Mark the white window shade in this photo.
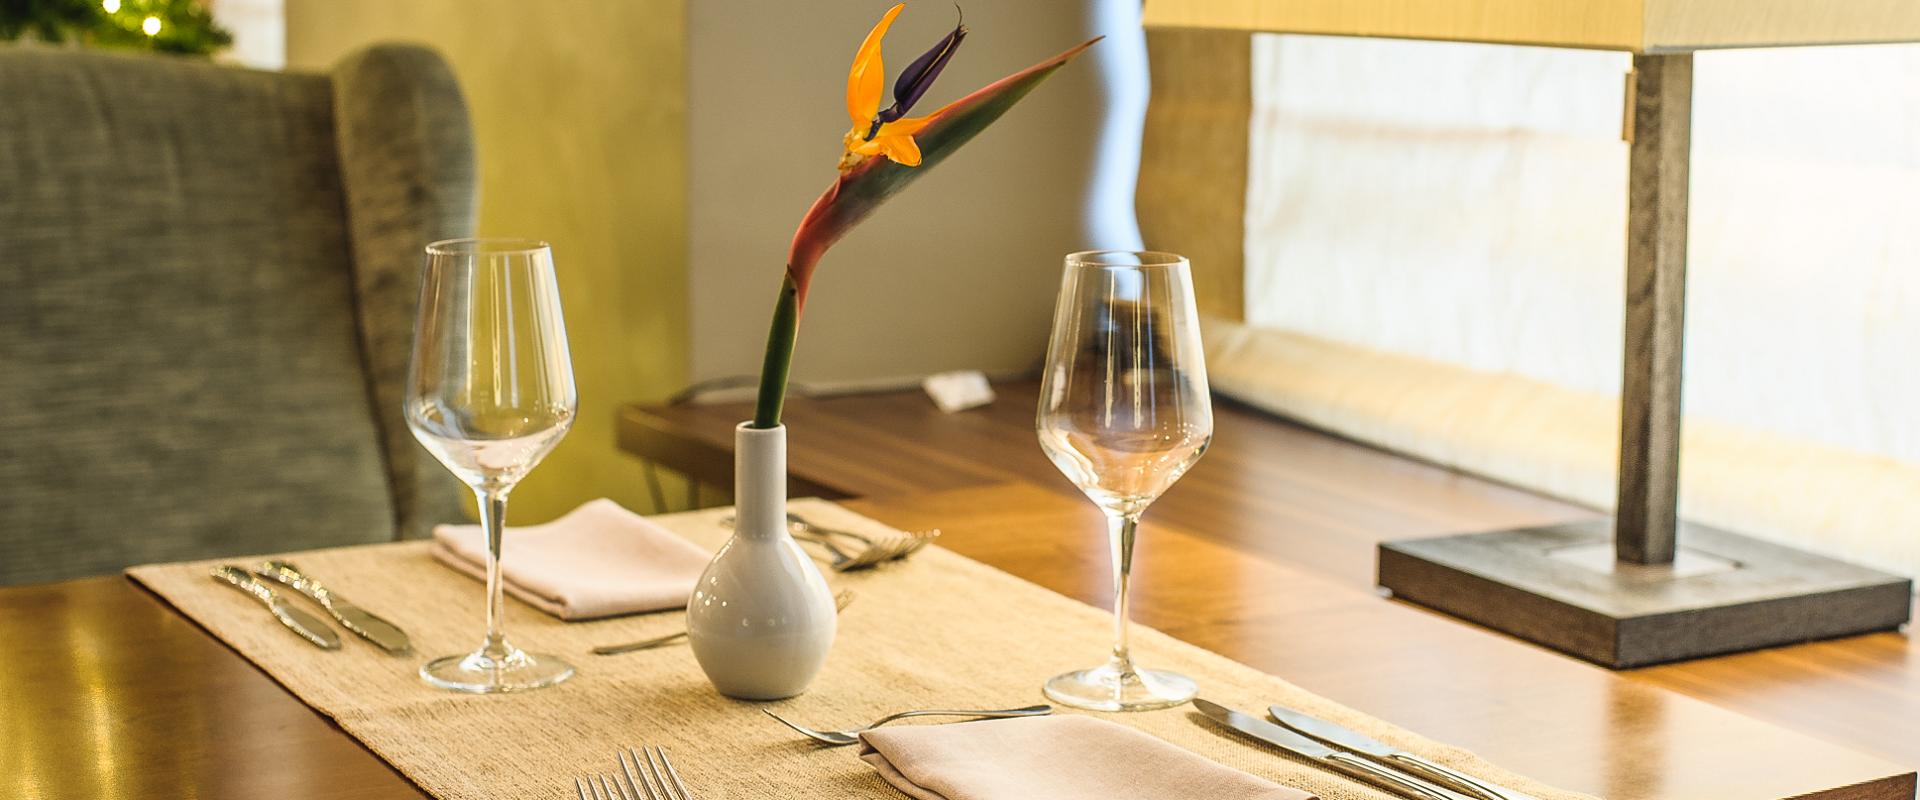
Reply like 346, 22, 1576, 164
1228, 34, 1920, 579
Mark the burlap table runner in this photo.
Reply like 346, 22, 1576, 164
128, 499, 1595, 800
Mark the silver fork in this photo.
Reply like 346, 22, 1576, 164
787, 512, 939, 554
620, 746, 695, 800
785, 514, 939, 571
592, 589, 854, 655
720, 514, 938, 572
573, 746, 694, 800
762, 704, 1052, 746
574, 772, 628, 800
793, 531, 909, 571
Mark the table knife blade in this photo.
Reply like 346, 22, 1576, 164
270, 599, 344, 650
330, 602, 411, 654
1268, 705, 1542, 800
1192, 699, 1475, 800
256, 561, 410, 653
210, 566, 341, 650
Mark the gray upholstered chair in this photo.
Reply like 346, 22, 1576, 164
0, 44, 472, 585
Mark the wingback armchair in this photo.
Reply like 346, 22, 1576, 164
0, 44, 473, 585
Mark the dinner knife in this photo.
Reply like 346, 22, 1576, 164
1192, 699, 1476, 800
255, 560, 411, 653
1269, 705, 1542, 800
210, 566, 341, 650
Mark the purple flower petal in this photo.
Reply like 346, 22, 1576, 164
866, 8, 966, 139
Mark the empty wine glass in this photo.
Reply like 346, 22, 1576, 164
407, 238, 577, 693
1036, 250, 1212, 711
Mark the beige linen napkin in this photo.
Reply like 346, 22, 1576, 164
858, 715, 1316, 800
430, 498, 710, 620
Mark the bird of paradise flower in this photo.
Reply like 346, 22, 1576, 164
752, 3, 1100, 428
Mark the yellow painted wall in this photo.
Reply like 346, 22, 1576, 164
286, 0, 690, 521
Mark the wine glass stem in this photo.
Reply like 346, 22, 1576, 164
1106, 511, 1140, 671
478, 487, 511, 657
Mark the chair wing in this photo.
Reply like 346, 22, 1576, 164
0, 44, 471, 584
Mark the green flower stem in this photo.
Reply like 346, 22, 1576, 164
752, 274, 801, 429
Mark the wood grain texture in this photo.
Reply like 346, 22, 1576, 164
618, 381, 1584, 586
1141, 0, 1645, 51
1141, 0, 1920, 52
1643, 0, 1920, 52
1138, 28, 1251, 321
3, 485, 1911, 800
840, 484, 1914, 800
617, 381, 1920, 769
1615, 53, 1689, 565
1380, 520, 1911, 667
0, 577, 427, 799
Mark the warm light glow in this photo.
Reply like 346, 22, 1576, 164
141, 15, 161, 36
101, 0, 120, 13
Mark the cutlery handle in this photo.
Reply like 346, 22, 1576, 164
210, 566, 276, 606
787, 512, 878, 545
256, 560, 336, 608
791, 532, 856, 570
1326, 752, 1465, 800
888, 705, 1053, 722
1388, 754, 1538, 800
592, 631, 690, 656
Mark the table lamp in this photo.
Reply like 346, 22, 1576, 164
1143, 0, 1916, 667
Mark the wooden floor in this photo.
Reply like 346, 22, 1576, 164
619, 379, 1920, 769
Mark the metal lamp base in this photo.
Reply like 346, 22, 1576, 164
1378, 520, 1912, 668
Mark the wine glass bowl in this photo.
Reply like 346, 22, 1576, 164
406, 238, 578, 693
1036, 250, 1212, 712
1036, 425, 1209, 518
408, 402, 574, 490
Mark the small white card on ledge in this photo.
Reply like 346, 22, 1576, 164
923, 370, 995, 413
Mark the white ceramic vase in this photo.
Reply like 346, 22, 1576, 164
686, 422, 837, 699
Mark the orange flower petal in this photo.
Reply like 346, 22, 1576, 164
847, 133, 922, 166
877, 93, 963, 137
875, 134, 922, 166
846, 3, 904, 128
880, 113, 935, 136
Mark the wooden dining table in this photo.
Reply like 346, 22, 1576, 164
618, 382, 1920, 752
619, 380, 1920, 797
3, 383, 1915, 799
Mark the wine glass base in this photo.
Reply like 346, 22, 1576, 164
421, 647, 574, 694
1044, 662, 1197, 712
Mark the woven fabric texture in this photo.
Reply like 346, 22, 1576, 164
0, 45, 470, 584
128, 499, 1594, 800
330, 44, 474, 541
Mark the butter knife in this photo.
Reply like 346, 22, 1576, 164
1193, 699, 1476, 800
1269, 705, 1542, 800
254, 560, 411, 654
210, 566, 341, 650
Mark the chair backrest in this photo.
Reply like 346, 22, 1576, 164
0, 44, 473, 585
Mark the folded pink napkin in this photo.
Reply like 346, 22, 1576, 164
430, 499, 711, 621
858, 715, 1315, 800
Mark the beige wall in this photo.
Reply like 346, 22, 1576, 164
287, 0, 690, 521
287, 2, 1115, 518
687, 1, 1108, 389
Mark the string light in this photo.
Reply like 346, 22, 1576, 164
142, 15, 161, 36
101, 0, 120, 13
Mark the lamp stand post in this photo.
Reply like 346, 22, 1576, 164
1377, 54, 1912, 668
